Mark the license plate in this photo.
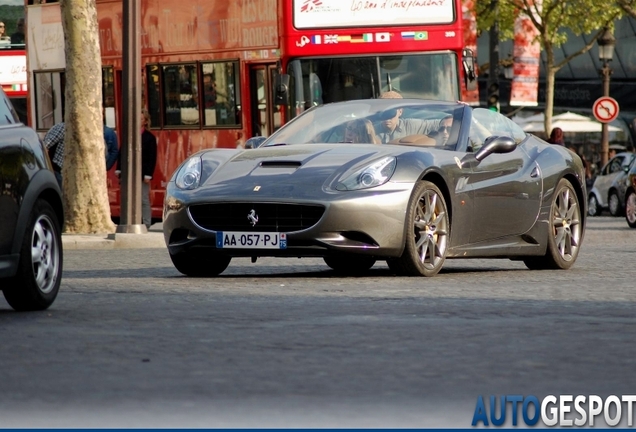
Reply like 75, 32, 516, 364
216, 231, 287, 249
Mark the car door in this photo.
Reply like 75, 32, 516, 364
0, 92, 23, 256
617, 154, 636, 205
464, 109, 542, 244
595, 155, 626, 206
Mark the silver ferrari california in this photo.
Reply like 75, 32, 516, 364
163, 99, 587, 277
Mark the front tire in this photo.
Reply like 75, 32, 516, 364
3, 200, 63, 311
388, 181, 449, 277
170, 250, 231, 277
524, 179, 582, 270
323, 256, 376, 274
608, 191, 621, 216
587, 194, 600, 217
625, 190, 636, 228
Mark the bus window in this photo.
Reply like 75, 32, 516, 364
34, 68, 115, 132
288, 57, 376, 112
33, 71, 65, 131
380, 53, 458, 101
146, 65, 161, 129
102, 67, 116, 128
201, 61, 240, 127
162, 64, 199, 127
287, 53, 459, 119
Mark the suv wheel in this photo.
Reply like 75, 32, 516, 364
2, 200, 63, 311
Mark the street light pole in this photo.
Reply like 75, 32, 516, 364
597, 26, 616, 168
600, 61, 612, 167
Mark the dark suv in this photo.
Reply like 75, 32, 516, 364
0, 88, 64, 311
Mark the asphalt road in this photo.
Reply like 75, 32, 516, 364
0, 216, 635, 428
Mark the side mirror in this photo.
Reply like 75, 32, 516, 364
475, 136, 517, 161
462, 48, 478, 92
274, 74, 290, 107
245, 136, 267, 149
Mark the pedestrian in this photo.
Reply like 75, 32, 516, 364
103, 108, 119, 171
566, 144, 594, 188
140, 108, 158, 229
547, 127, 565, 145
43, 121, 65, 188
43, 116, 122, 189
10, 18, 25, 45
115, 108, 158, 229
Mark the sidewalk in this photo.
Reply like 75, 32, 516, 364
62, 223, 166, 250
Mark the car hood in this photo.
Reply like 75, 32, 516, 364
195, 144, 408, 200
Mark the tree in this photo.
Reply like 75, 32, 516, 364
60, 0, 115, 234
477, 0, 623, 135
617, 0, 636, 18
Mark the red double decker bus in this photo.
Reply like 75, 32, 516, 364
26, 0, 477, 222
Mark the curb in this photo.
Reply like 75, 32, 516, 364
62, 232, 165, 250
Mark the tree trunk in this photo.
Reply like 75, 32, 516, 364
60, 0, 115, 234
543, 43, 555, 138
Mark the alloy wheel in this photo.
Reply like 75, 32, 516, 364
551, 185, 582, 263
414, 189, 448, 270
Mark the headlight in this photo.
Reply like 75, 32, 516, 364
175, 156, 202, 190
337, 156, 397, 191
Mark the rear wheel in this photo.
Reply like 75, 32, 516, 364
524, 179, 582, 270
626, 190, 636, 228
3, 200, 62, 311
388, 181, 449, 277
608, 191, 621, 216
587, 194, 600, 216
323, 256, 376, 274
170, 250, 231, 277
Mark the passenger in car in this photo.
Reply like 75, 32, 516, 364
428, 115, 453, 146
343, 119, 380, 144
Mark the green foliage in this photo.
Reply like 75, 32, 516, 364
477, 0, 623, 47
0, 5, 25, 36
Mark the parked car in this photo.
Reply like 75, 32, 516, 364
163, 99, 587, 277
0, 88, 64, 311
624, 158, 636, 228
588, 152, 635, 216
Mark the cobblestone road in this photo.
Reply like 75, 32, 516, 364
0, 217, 634, 427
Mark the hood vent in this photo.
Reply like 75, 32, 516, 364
260, 161, 302, 168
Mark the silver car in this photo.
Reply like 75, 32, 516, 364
163, 99, 586, 277
588, 152, 635, 216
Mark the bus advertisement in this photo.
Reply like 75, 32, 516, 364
25, 0, 477, 223
0, 46, 28, 123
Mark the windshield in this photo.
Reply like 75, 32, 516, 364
287, 53, 459, 115
263, 100, 465, 151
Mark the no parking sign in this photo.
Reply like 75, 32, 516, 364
593, 96, 620, 123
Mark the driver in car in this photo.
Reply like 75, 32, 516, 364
376, 91, 441, 144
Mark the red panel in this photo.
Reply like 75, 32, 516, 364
280, 0, 464, 58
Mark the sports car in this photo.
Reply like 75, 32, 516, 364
163, 99, 587, 277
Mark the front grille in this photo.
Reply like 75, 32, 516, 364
189, 203, 325, 232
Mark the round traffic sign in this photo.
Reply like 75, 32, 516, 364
593, 96, 620, 123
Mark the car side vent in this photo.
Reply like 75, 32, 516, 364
260, 161, 302, 168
